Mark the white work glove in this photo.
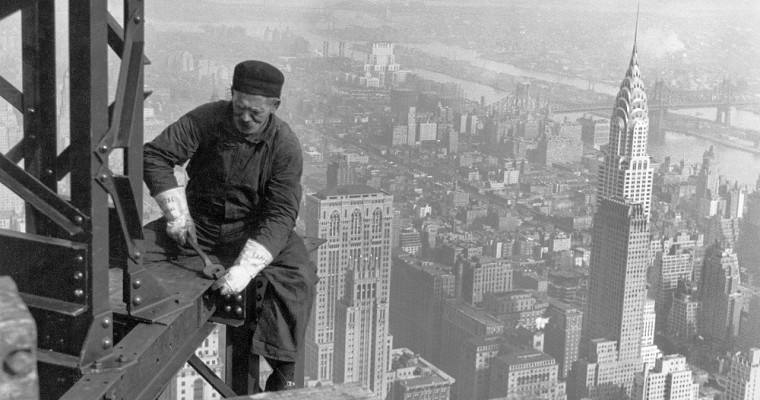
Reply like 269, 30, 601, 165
214, 239, 273, 295
154, 186, 195, 245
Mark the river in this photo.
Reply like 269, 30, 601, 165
148, 20, 760, 187
398, 42, 760, 187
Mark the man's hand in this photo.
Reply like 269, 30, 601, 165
154, 186, 195, 245
166, 213, 196, 245
213, 239, 273, 295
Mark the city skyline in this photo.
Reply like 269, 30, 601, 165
1, 2, 759, 399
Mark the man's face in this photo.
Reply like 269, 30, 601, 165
231, 90, 279, 135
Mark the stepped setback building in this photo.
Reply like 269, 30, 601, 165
571, 16, 657, 400
303, 186, 394, 398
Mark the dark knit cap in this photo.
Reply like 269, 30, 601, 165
232, 60, 284, 98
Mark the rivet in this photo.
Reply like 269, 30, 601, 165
235, 294, 243, 302
99, 145, 108, 153
28, 134, 36, 140
74, 271, 84, 280
45, 168, 54, 176
234, 306, 242, 315
133, 250, 142, 258
74, 289, 84, 297
224, 294, 232, 301
132, 279, 142, 289
132, 296, 142, 306
102, 338, 112, 349
101, 318, 111, 328
27, 107, 35, 113
4, 350, 34, 376
134, 15, 142, 23
73, 216, 83, 225
99, 173, 108, 181
224, 305, 232, 313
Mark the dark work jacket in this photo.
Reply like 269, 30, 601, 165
143, 100, 316, 362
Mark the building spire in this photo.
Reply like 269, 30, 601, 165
631, 4, 640, 66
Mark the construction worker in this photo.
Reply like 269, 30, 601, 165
143, 60, 316, 392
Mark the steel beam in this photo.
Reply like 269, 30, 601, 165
188, 354, 237, 398
67, 0, 115, 371
21, 0, 58, 236
0, 152, 86, 235
0, 0, 31, 20
0, 75, 24, 111
106, 11, 151, 66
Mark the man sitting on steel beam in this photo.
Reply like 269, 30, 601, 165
142, 60, 317, 392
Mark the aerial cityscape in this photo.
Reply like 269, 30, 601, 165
1, 0, 759, 399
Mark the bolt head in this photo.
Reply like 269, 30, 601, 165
27, 107, 35, 113
132, 296, 142, 306
132, 279, 142, 289
4, 350, 34, 376
234, 306, 243, 315
99, 145, 108, 153
101, 318, 111, 328
45, 168, 54, 176
74, 289, 84, 298
74, 271, 84, 280
102, 338, 112, 349
73, 216, 83, 225
224, 305, 232, 313
235, 294, 243, 302
133, 250, 142, 259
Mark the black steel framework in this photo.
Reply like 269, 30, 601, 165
0, 1, 320, 399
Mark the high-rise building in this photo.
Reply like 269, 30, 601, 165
631, 355, 698, 400
303, 186, 394, 397
387, 348, 455, 400
545, 299, 583, 379
572, 21, 654, 399
695, 147, 720, 218
705, 215, 740, 248
407, 107, 417, 145
390, 88, 419, 125
738, 190, 760, 281
363, 42, 403, 87
724, 348, 760, 400
389, 254, 455, 365
651, 234, 694, 330
418, 121, 437, 143
439, 299, 504, 400
326, 154, 359, 189
738, 291, 760, 349
667, 280, 701, 342
582, 198, 650, 363
641, 298, 662, 371
699, 244, 742, 341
